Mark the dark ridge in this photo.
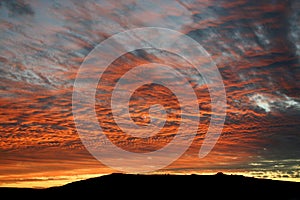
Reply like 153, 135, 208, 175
0, 173, 299, 199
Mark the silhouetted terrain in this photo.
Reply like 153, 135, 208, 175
1, 173, 299, 199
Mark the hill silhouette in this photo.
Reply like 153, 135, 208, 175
0, 173, 299, 199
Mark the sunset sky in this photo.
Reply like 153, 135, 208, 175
0, 0, 300, 188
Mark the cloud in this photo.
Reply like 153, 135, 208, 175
1, 0, 34, 16
249, 93, 300, 113
288, 0, 300, 60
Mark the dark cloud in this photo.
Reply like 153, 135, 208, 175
1, 0, 34, 16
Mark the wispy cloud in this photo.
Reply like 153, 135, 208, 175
249, 93, 300, 112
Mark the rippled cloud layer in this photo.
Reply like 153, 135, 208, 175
0, 0, 299, 187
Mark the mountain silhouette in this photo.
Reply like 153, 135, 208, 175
1, 173, 299, 199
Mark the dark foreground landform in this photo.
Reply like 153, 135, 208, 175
1, 173, 299, 199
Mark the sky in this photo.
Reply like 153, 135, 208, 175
0, 0, 300, 188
